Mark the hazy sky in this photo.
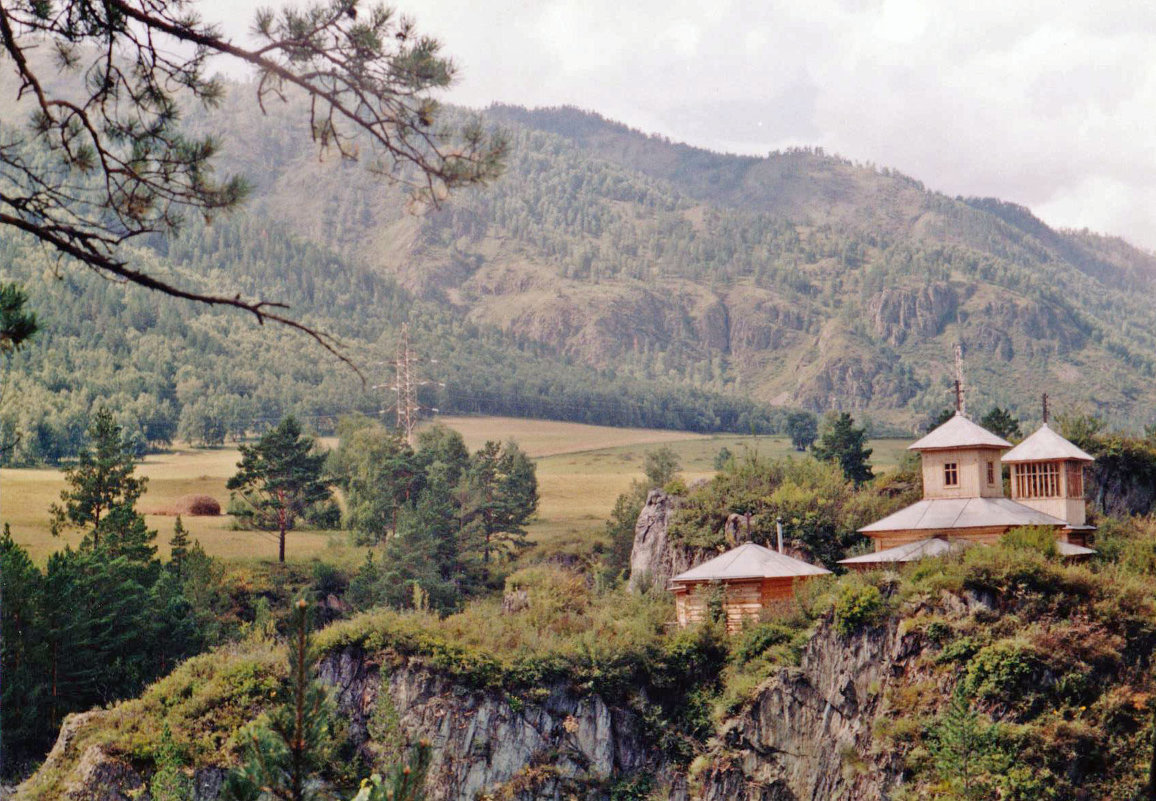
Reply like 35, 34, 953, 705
201, 0, 1156, 250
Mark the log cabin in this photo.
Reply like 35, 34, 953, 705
669, 542, 831, 633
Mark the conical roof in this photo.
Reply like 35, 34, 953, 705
670, 542, 831, 583
1002, 423, 1094, 463
908, 412, 1012, 451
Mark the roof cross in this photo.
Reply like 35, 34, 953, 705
1042, 392, 1049, 424
953, 379, 964, 414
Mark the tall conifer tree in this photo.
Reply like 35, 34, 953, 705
228, 417, 332, 562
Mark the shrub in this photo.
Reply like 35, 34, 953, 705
1001, 526, 1058, 558
833, 582, 885, 637
961, 640, 1043, 709
733, 622, 794, 664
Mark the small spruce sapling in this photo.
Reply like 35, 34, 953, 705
350, 741, 432, 801
224, 599, 335, 801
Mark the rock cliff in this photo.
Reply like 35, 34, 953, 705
697, 618, 915, 800
19, 652, 686, 801
317, 649, 686, 801
627, 490, 717, 592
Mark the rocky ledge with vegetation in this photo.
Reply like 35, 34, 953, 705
19, 519, 1156, 800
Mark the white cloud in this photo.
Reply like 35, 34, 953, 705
195, 0, 1156, 250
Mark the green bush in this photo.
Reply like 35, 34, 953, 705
733, 622, 794, 664
833, 582, 885, 637
960, 640, 1043, 708
1001, 526, 1059, 558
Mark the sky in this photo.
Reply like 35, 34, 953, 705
200, 0, 1156, 250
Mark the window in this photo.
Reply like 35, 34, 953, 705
1014, 462, 1061, 499
986, 461, 995, 485
944, 462, 959, 487
1066, 462, 1084, 498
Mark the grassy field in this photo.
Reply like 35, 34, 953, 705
1, 415, 909, 565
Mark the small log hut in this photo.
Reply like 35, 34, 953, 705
669, 543, 830, 633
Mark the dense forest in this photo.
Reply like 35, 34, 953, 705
8, 78, 1156, 462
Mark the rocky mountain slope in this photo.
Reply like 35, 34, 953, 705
9, 57, 1156, 431
178, 93, 1156, 428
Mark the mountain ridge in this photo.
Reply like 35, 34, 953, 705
7, 75, 1156, 443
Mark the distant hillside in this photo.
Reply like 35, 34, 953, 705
228, 96, 1156, 428
7, 78, 1156, 457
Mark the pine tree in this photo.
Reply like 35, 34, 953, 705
925, 408, 955, 432
224, 599, 335, 801
348, 552, 382, 611
227, 417, 332, 562
1, 525, 50, 772
929, 689, 1002, 800
50, 408, 148, 544
169, 516, 191, 577
150, 723, 193, 801
812, 412, 874, 486
461, 441, 539, 566
979, 407, 1022, 441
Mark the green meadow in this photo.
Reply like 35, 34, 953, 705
0, 415, 909, 565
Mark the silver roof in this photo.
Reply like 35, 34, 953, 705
859, 497, 1067, 533
839, 537, 974, 565
670, 542, 831, 583
1001, 424, 1094, 464
908, 412, 1012, 451
1056, 541, 1096, 557
839, 536, 1095, 564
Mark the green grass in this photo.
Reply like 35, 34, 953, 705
1, 416, 909, 565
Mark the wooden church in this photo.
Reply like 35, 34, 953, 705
841, 399, 1095, 570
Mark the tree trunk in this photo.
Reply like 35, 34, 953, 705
279, 525, 286, 563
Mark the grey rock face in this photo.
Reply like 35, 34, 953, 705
868, 284, 956, 346
697, 619, 919, 800
318, 649, 685, 800
627, 490, 716, 593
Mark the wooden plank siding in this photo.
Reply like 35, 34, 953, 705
673, 576, 815, 633
870, 526, 1010, 551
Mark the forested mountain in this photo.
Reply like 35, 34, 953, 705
7, 77, 1156, 461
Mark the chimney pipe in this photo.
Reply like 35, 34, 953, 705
776, 517, 784, 554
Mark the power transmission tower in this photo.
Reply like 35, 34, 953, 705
395, 324, 418, 443
372, 324, 442, 445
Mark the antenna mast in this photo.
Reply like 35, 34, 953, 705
953, 343, 967, 417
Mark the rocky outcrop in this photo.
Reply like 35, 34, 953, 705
24, 653, 683, 801
796, 353, 919, 411
868, 284, 956, 346
628, 490, 715, 592
318, 651, 684, 801
696, 618, 918, 800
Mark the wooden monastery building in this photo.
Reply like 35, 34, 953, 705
670, 543, 830, 633
840, 410, 1096, 571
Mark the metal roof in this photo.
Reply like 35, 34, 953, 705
839, 536, 1095, 565
839, 537, 974, 565
670, 542, 831, 583
1001, 424, 1094, 464
908, 412, 1012, 451
859, 497, 1067, 533
1056, 541, 1097, 557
